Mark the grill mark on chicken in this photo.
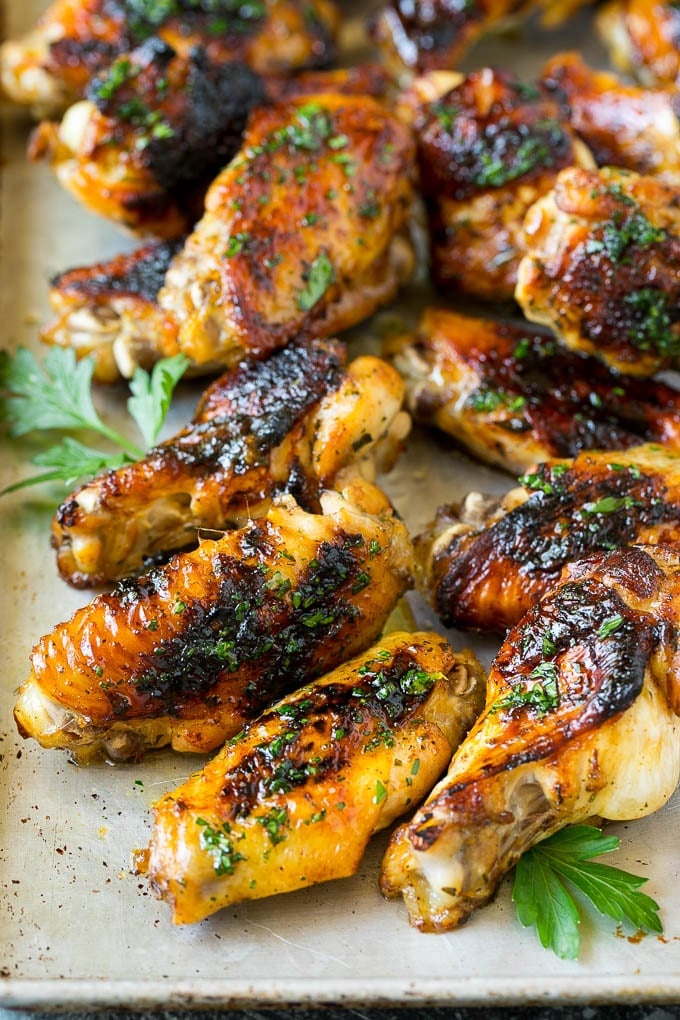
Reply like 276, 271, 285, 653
51, 239, 182, 302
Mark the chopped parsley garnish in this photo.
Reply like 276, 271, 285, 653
257, 807, 289, 845
196, 817, 245, 876
492, 662, 559, 716
297, 252, 335, 311
624, 289, 678, 357
596, 614, 624, 639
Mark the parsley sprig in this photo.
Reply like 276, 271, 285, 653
0, 346, 189, 494
513, 825, 662, 959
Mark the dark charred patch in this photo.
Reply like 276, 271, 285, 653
51, 240, 182, 302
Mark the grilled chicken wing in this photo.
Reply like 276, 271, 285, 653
418, 444, 680, 634
597, 0, 680, 88
389, 308, 680, 475
42, 240, 184, 382
0, 0, 340, 117
51, 340, 410, 587
29, 41, 268, 238
14, 478, 414, 764
540, 52, 680, 184
158, 93, 416, 367
381, 544, 680, 932
516, 166, 680, 377
140, 630, 485, 923
410, 69, 593, 302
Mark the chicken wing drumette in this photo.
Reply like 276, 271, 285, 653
14, 478, 414, 764
51, 340, 410, 587
597, 0, 680, 88
516, 166, 680, 376
0, 0, 340, 117
540, 52, 680, 184
409, 68, 593, 302
158, 93, 416, 367
389, 308, 680, 474
29, 40, 268, 237
141, 630, 485, 924
418, 444, 680, 634
381, 544, 680, 932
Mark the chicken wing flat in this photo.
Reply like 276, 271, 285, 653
389, 308, 680, 475
141, 630, 485, 923
0, 0, 340, 117
14, 478, 414, 764
516, 166, 680, 376
410, 69, 593, 302
158, 93, 416, 367
29, 41, 268, 238
540, 52, 680, 184
381, 544, 680, 932
418, 444, 680, 634
42, 239, 184, 382
597, 0, 680, 88
51, 340, 410, 588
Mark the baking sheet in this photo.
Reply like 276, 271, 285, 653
2, 0, 680, 1008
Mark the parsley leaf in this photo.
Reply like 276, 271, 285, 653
127, 353, 190, 448
297, 252, 335, 311
512, 825, 662, 959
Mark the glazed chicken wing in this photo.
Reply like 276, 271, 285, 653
418, 444, 680, 634
51, 340, 410, 587
597, 0, 680, 88
516, 166, 680, 376
540, 52, 680, 184
158, 93, 416, 367
389, 308, 680, 475
381, 544, 680, 932
29, 41, 268, 237
410, 69, 593, 302
141, 630, 486, 924
14, 478, 414, 764
0, 0, 340, 117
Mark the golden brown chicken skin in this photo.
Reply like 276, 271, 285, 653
158, 93, 416, 367
141, 630, 486, 924
540, 52, 680, 184
389, 308, 680, 475
597, 0, 680, 88
51, 340, 410, 587
14, 479, 414, 764
43, 240, 183, 382
381, 544, 680, 932
516, 167, 680, 376
29, 41, 269, 237
0, 0, 340, 117
418, 444, 680, 634
412, 69, 593, 301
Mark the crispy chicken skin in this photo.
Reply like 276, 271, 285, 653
381, 544, 680, 932
389, 308, 680, 475
418, 444, 680, 635
540, 52, 680, 184
51, 340, 410, 587
29, 41, 268, 238
0, 0, 340, 117
42, 240, 184, 382
411, 69, 593, 301
516, 167, 680, 377
597, 0, 680, 88
14, 479, 414, 764
370, 0, 592, 78
141, 631, 486, 924
158, 93, 416, 367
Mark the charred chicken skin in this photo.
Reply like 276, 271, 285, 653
14, 478, 414, 764
51, 340, 410, 588
418, 444, 680, 635
0, 0, 340, 117
158, 93, 416, 367
389, 308, 680, 475
540, 52, 680, 184
29, 40, 268, 238
516, 166, 680, 377
597, 0, 680, 88
411, 68, 593, 301
381, 544, 680, 932
141, 630, 486, 924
